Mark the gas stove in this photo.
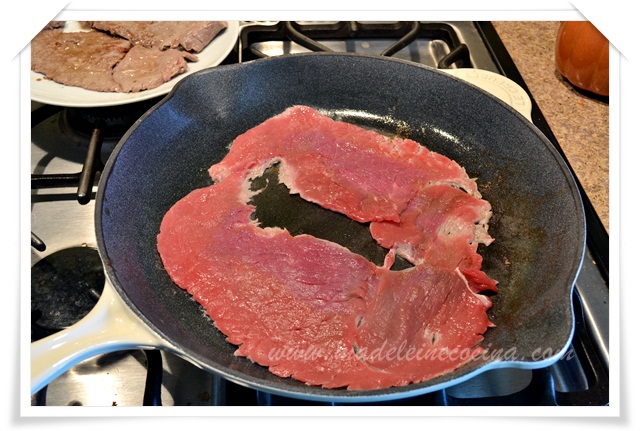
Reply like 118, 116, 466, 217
30, 21, 609, 407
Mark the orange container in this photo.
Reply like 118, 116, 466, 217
555, 21, 609, 97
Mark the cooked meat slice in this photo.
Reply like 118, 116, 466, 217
91, 21, 228, 52
113, 45, 195, 93
41, 21, 65, 31
31, 29, 131, 92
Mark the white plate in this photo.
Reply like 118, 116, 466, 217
442, 68, 533, 122
30, 21, 240, 108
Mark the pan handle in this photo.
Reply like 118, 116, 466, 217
30, 276, 168, 396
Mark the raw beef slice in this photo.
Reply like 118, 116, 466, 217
157, 105, 497, 390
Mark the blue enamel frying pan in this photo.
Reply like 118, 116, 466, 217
31, 53, 585, 403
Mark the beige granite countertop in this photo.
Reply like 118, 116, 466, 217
492, 21, 609, 233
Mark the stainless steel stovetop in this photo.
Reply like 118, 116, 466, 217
30, 21, 609, 407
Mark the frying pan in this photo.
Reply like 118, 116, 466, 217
30, 53, 586, 403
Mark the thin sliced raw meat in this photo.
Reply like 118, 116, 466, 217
158, 176, 383, 389
369, 183, 498, 292
209, 105, 481, 223
352, 265, 493, 388
158, 105, 497, 390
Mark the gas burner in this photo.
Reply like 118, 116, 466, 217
31, 246, 105, 341
31, 247, 169, 407
62, 97, 162, 141
239, 21, 493, 71
31, 97, 163, 202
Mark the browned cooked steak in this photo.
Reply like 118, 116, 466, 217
91, 21, 228, 53
31, 29, 132, 92
113, 45, 195, 93
31, 27, 202, 93
41, 21, 65, 31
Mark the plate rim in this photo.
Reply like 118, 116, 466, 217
30, 20, 240, 108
